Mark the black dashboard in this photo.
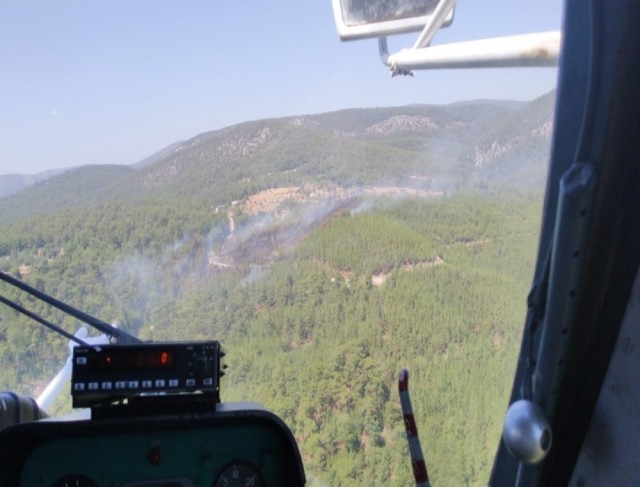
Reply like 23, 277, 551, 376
0, 403, 305, 487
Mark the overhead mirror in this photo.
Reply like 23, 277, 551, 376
332, 0, 454, 41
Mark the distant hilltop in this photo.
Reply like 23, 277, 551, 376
0, 168, 69, 199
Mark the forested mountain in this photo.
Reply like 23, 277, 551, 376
0, 168, 69, 199
0, 165, 136, 225
132, 140, 186, 169
0, 93, 553, 485
0, 92, 554, 225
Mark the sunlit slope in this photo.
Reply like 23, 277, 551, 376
0, 165, 135, 225
469, 91, 556, 186
0, 168, 69, 199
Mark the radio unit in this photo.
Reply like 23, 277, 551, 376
71, 341, 223, 409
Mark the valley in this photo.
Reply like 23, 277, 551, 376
0, 94, 553, 485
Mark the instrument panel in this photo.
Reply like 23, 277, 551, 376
71, 342, 222, 409
0, 404, 305, 487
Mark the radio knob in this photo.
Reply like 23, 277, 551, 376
194, 357, 210, 376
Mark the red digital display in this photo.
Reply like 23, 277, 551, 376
96, 349, 175, 371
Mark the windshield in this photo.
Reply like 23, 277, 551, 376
0, 1, 561, 485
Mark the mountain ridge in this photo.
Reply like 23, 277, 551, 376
0, 94, 554, 227
0, 168, 70, 199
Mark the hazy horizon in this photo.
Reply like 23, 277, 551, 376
0, 92, 553, 178
1, 1, 561, 175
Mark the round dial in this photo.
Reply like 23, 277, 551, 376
51, 474, 97, 487
213, 460, 264, 487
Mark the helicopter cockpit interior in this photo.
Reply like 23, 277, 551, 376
2, 1, 639, 486
0, 273, 305, 486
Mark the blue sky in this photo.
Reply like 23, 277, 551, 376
0, 1, 562, 175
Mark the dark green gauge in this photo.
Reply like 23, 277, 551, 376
213, 460, 264, 487
51, 474, 97, 487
